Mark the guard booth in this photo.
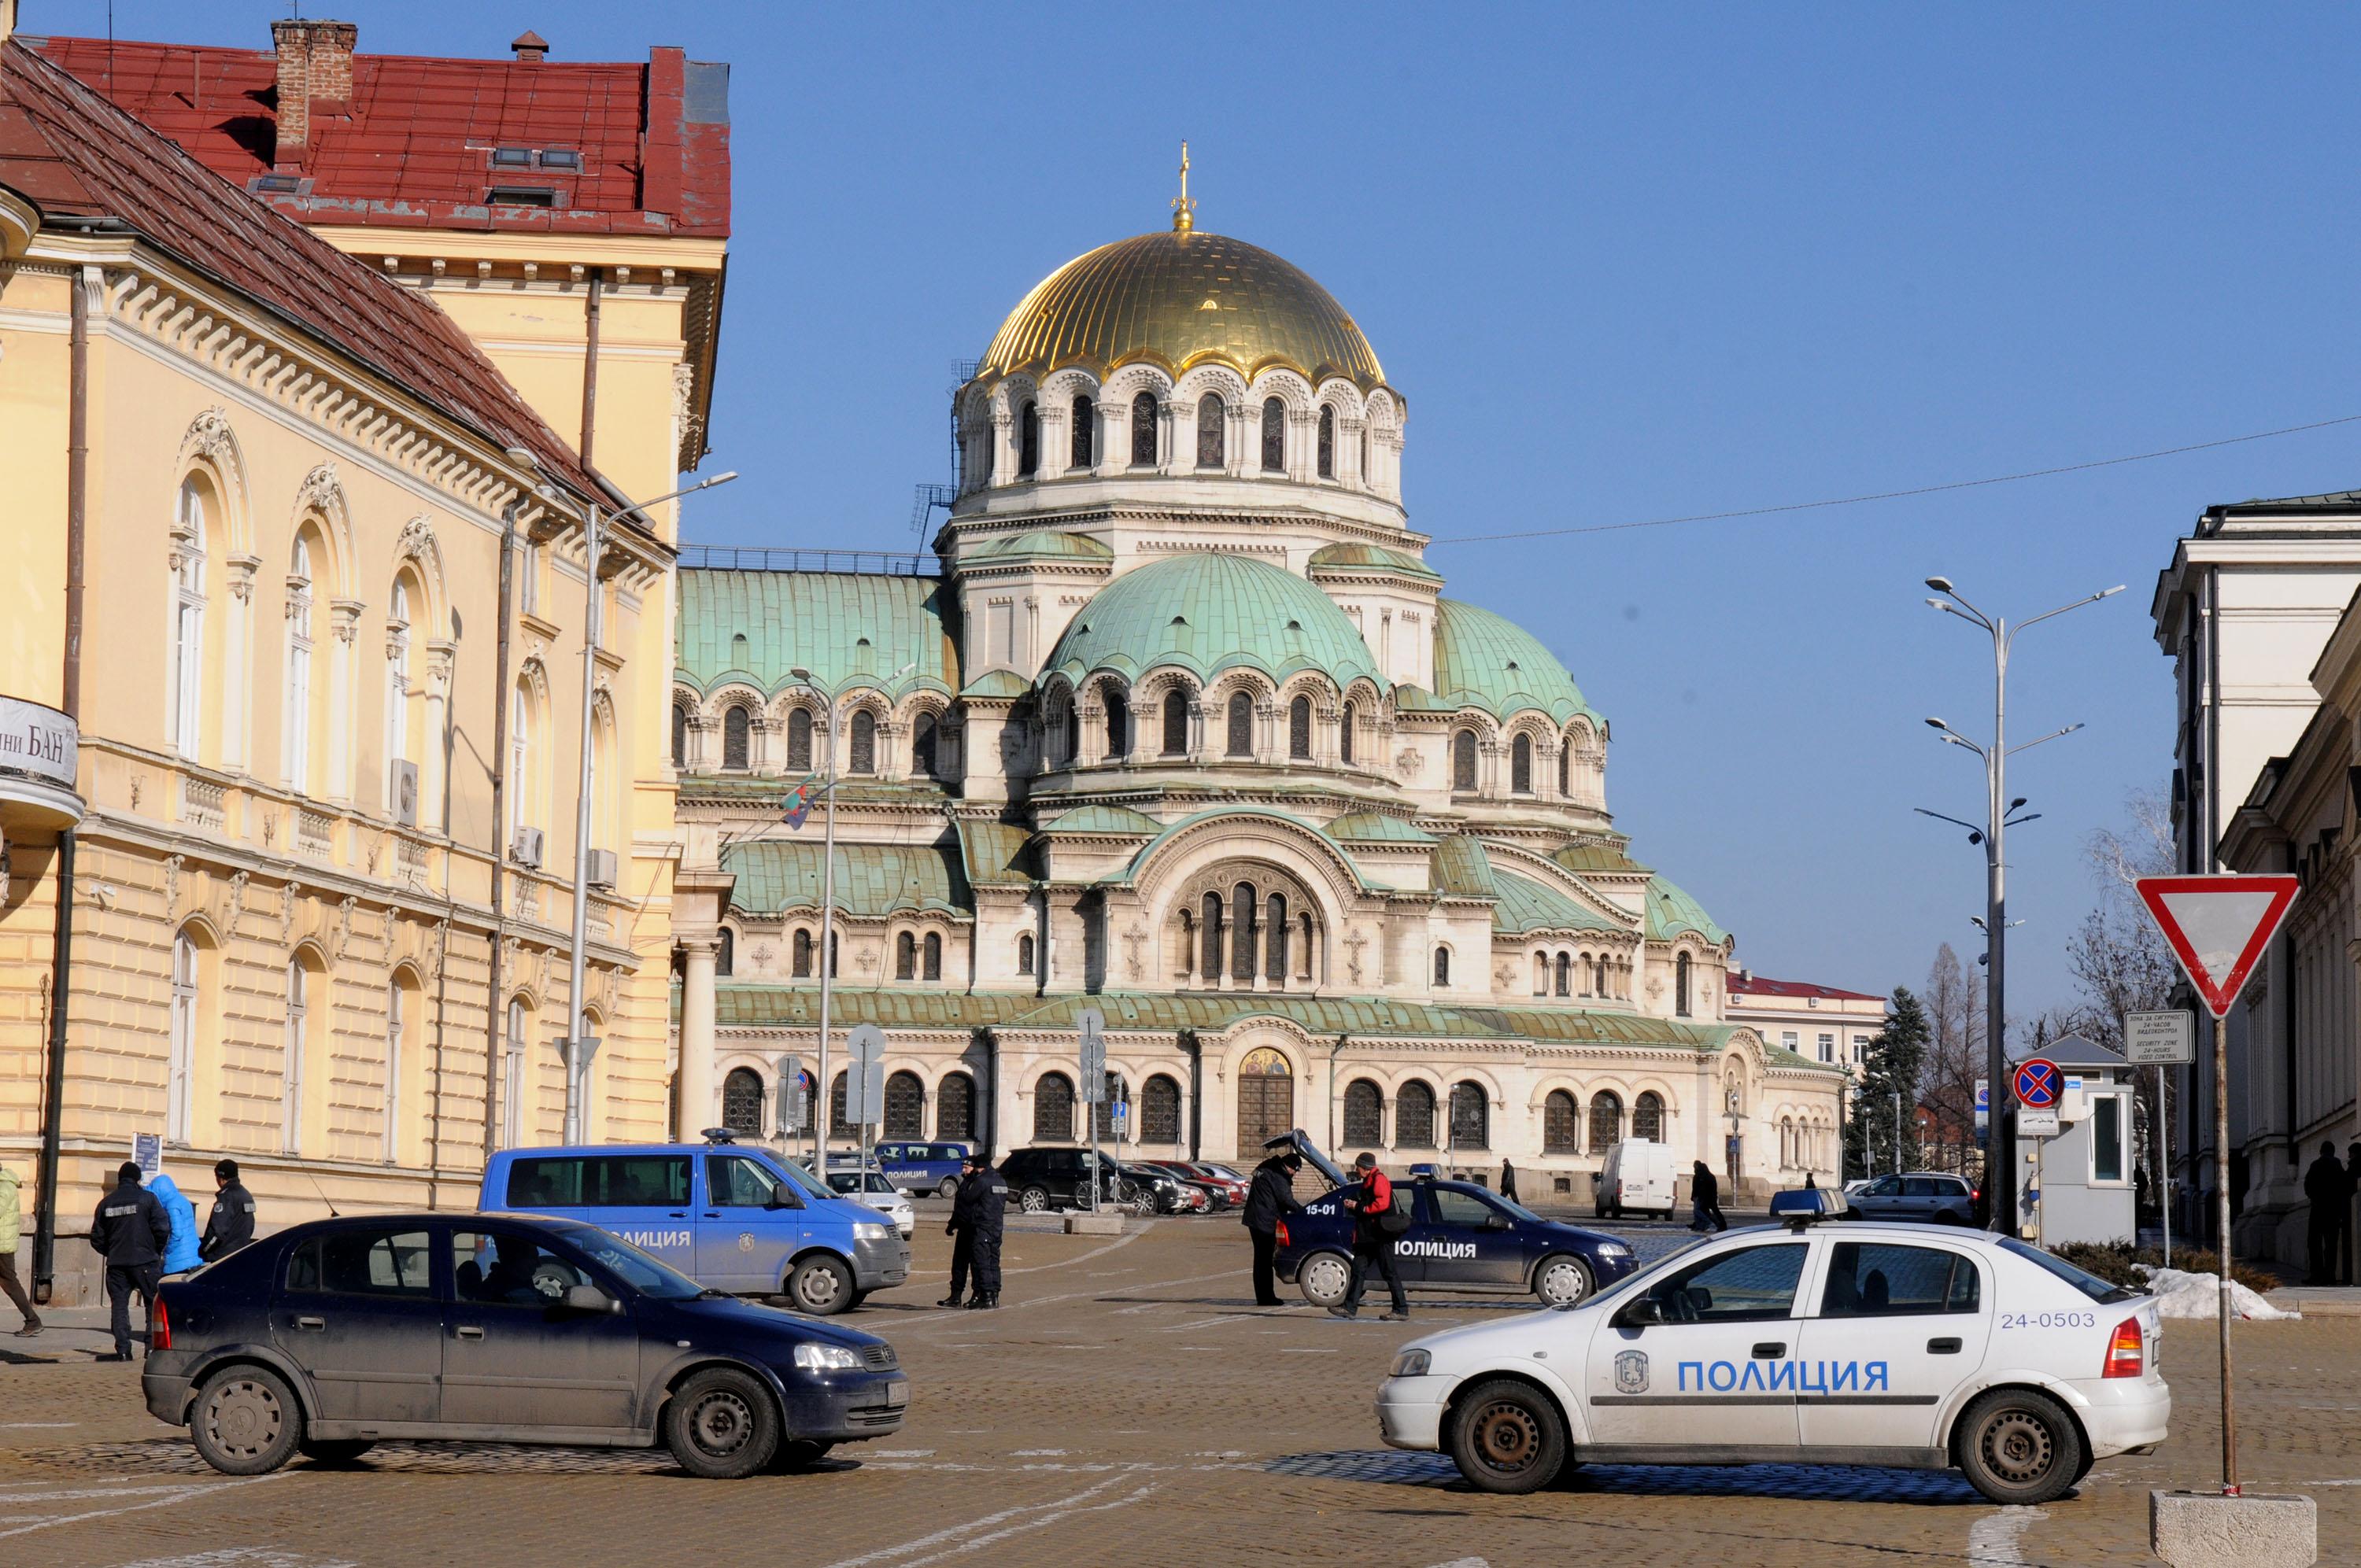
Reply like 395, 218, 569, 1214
2011, 1035, 2137, 1246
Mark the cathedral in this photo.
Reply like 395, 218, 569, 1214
668, 189, 1846, 1199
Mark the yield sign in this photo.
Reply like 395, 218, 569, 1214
2012, 1057, 2062, 1110
2134, 874, 2299, 1019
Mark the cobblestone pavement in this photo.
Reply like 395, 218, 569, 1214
2, 1216, 2353, 1567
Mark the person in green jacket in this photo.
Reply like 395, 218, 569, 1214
0, 1165, 41, 1336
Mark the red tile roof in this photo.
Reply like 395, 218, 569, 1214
1726, 974, 1886, 1004
27, 31, 729, 238
0, 39, 600, 500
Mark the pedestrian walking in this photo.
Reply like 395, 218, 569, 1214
199, 1160, 256, 1263
2304, 1140, 2347, 1285
89, 1162, 169, 1360
2344, 1138, 2361, 1286
0, 1164, 42, 1337
1331, 1153, 1409, 1322
1243, 1149, 1304, 1306
149, 1173, 201, 1275
1499, 1160, 1519, 1204
1804, 1171, 1817, 1191
942, 1153, 1005, 1309
1689, 1160, 1727, 1233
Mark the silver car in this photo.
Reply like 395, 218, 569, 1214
826, 1170, 917, 1238
1846, 1171, 1975, 1225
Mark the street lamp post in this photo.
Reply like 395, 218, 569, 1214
1919, 576, 2123, 1237
507, 452, 737, 1142
788, 666, 838, 1173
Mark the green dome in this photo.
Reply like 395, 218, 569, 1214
1306, 540, 1441, 584
1645, 875, 1728, 946
1428, 598, 1599, 725
1045, 552, 1380, 690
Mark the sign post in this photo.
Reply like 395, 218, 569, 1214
1078, 1009, 1106, 1214
2011, 1057, 2063, 1245
2125, 1011, 2195, 1267
2134, 873, 2299, 1499
844, 1025, 887, 1185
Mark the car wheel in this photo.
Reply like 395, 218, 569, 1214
1297, 1249, 1353, 1308
772, 1437, 836, 1472
665, 1367, 781, 1480
189, 1364, 303, 1477
1955, 1388, 2086, 1506
938, 1177, 960, 1199
786, 1255, 855, 1316
296, 1438, 375, 1466
1533, 1255, 1593, 1307
1448, 1378, 1568, 1495
1020, 1186, 1050, 1214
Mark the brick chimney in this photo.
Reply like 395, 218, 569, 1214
511, 31, 549, 65
271, 18, 358, 170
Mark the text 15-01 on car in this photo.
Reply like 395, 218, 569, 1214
1376, 1190, 2168, 1503
1277, 1178, 1637, 1308
144, 1213, 910, 1479
480, 1135, 910, 1315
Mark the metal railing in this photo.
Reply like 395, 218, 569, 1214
678, 544, 941, 577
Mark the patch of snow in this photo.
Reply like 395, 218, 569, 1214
2134, 1264, 2301, 1319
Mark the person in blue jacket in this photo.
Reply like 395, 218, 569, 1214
148, 1173, 203, 1275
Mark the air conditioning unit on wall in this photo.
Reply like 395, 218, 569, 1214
586, 849, 618, 889
390, 760, 419, 828
510, 826, 545, 869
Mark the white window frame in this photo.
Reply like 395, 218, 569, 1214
503, 997, 527, 1147
282, 960, 307, 1153
168, 932, 199, 1143
385, 580, 412, 812
1817, 1032, 1835, 1063
2086, 1088, 2134, 1187
172, 481, 208, 758
384, 980, 405, 1164
284, 539, 314, 792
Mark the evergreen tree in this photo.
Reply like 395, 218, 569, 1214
1846, 986, 1931, 1180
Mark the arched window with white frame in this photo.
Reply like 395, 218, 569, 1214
168, 928, 201, 1142
509, 679, 534, 843
171, 478, 209, 758
504, 995, 530, 1147
283, 535, 315, 791
384, 577, 415, 815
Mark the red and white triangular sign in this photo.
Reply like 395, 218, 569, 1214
2134, 874, 2299, 1018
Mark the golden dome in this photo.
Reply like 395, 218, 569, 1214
980, 231, 1386, 390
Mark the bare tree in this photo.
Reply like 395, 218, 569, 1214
2064, 784, 2179, 1197
1919, 944, 1985, 1175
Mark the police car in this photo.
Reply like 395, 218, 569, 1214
1374, 1190, 2170, 1504
1276, 1175, 1639, 1308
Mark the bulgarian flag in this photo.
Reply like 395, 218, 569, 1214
782, 777, 820, 830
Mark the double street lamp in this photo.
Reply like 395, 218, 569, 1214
1917, 575, 2123, 1236
506, 451, 737, 1142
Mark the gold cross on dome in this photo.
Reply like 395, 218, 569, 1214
1172, 140, 1196, 233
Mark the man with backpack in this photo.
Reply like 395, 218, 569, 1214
1331, 1152, 1409, 1322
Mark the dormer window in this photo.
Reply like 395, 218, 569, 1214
539, 148, 582, 170
489, 186, 558, 207
491, 146, 534, 168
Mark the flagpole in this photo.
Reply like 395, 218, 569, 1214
815, 759, 837, 1176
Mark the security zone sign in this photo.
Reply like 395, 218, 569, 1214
2134, 874, 2299, 1018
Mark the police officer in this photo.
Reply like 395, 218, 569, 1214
944, 1154, 1007, 1309
89, 1162, 170, 1361
199, 1159, 256, 1263
1243, 1149, 1304, 1306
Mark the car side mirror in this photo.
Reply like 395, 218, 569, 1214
1482, 1213, 1511, 1231
1616, 1297, 1665, 1329
767, 1194, 802, 1211
563, 1284, 616, 1314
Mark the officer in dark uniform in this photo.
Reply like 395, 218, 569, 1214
89, 1162, 170, 1360
199, 1158, 256, 1263
944, 1154, 1007, 1308
1243, 1149, 1304, 1305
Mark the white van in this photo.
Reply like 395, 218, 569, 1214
1593, 1139, 1678, 1219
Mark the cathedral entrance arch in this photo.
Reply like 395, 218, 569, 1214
1236, 1046, 1295, 1148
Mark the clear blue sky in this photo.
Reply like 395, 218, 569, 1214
60, 2, 2361, 1026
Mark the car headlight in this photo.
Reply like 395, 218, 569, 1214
793, 1342, 865, 1372
852, 1221, 892, 1240
1598, 1241, 1632, 1257
1390, 1349, 1432, 1378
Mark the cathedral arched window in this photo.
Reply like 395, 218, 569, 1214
1339, 699, 1356, 763
1071, 395, 1095, 469
1554, 952, 1572, 997
1450, 1082, 1488, 1149
1634, 1091, 1665, 1143
1140, 1074, 1182, 1144
1395, 1082, 1436, 1148
671, 700, 688, 769
1432, 946, 1451, 987
1017, 400, 1039, 478
1675, 951, 1693, 1017
1162, 688, 1189, 755
1317, 406, 1336, 478
1343, 1079, 1383, 1145
1200, 891, 1224, 979
1361, 426, 1369, 484
1288, 695, 1312, 759
722, 1068, 764, 1137
715, 928, 734, 976
895, 931, 916, 981
722, 705, 752, 771
1225, 692, 1253, 758
1104, 689, 1128, 759
1061, 699, 1080, 765
1231, 883, 1258, 983
1534, 954, 1550, 995
1261, 397, 1286, 472
923, 932, 943, 980
850, 710, 877, 775
1451, 729, 1477, 791
1511, 733, 1533, 794
1196, 394, 1225, 467
1033, 1072, 1075, 1142
1592, 955, 1607, 995
912, 711, 938, 777
1589, 1090, 1623, 1151
788, 708, 813, 772
1543, 1090, 1580, 1153
1559, 743, 1569, 798
1130, 393, 1158, 466
792, 928, 813, 978
1265, 892, 1289, 983
1016, 931, 1036, 975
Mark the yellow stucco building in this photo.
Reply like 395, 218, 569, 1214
0, 14, 729, 1301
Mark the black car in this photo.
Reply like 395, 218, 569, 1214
143, 1212, 909, 1478
1274, 1177, 1639, 1308
997, 1146, 1136, 1212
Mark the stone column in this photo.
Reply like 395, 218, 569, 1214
677, 936, 719, 1141
1039, 400, 1069, 481
1097, 400, 1128, 478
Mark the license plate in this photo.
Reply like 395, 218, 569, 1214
885, 1382, 909, 1408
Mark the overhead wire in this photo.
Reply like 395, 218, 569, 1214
1427, 412, 2361, 546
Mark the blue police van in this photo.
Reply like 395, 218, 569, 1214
479, 1134, 911, 1316
872, 1141, 974, 1198
1275, 1175, 1639, 1309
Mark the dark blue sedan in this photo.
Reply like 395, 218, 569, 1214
143, 1212, 907, 1478
1274, 1178, 1639, 1308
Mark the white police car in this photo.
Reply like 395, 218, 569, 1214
1375, 1191, 2169, 1503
